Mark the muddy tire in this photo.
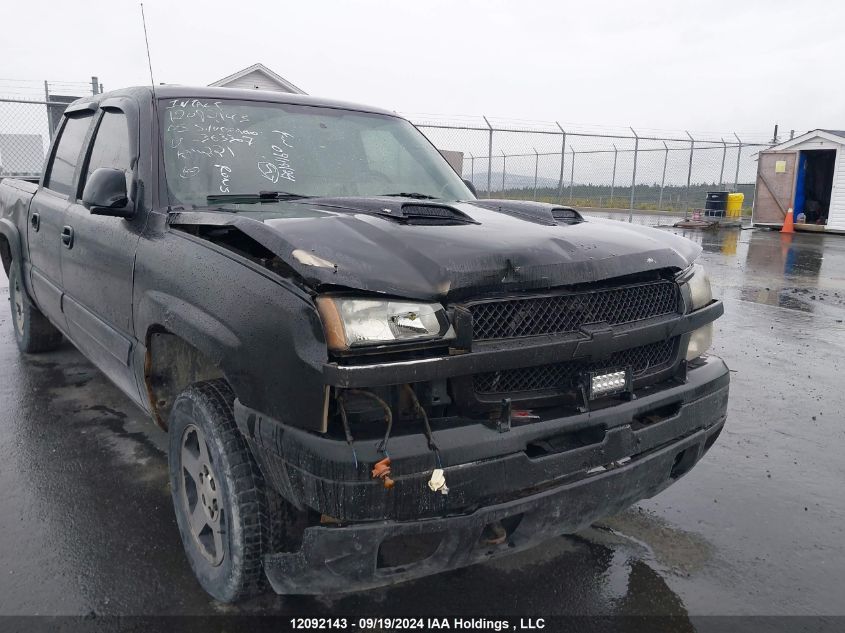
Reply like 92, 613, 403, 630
168, 379, 269, 603
7, 260, 63, 353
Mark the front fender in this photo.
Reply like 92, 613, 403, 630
133, 229, 330, 432
137, 290, 241, 365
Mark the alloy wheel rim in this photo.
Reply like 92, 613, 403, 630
180, 424, 225, 566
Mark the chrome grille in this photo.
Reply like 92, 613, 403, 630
473, 337, 677, 395
468, 281, 681, 341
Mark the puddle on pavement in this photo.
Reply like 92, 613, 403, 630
588, 508, 713, 576
668, 226, 845, 316
23, 346, 167, 475
579, 215, 845, 316
733, 286, 845, 313
271, 531, 698, 618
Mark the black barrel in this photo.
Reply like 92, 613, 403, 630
705, 191, 729, 217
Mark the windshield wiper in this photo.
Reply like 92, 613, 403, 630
380, 192, 438, 200
206, 191, 312, 204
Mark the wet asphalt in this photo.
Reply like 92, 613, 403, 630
1, 220, 844, 620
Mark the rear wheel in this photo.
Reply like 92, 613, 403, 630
7, 260, 63, 353
168, 379, 269, 602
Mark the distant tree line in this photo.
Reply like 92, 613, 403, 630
483, 182, 755, 212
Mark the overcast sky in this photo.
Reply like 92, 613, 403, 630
3, 0, 842, 140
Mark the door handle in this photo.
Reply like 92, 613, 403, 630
31, 213, 40, 232
60, 225, 74, 249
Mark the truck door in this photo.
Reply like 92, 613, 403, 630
60, 106, 144, 404
27, 111, 95, 326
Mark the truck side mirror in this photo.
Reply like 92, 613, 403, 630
463, 179, 478, 197
81, 167, 134, 219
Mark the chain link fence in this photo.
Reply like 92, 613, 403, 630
0, 78, 771, 218
0, 99, 56, 178
408, 114, 773, 218
0, 78, 100, 179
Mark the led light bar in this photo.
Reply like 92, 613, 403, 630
589, 369, 630, 399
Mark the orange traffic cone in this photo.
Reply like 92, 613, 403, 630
781, 207, 795, 234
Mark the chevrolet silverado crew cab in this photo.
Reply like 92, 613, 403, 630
0, 86, 728, 602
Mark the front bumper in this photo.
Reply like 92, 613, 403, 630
262, 416, 724, 594
234, 356, 729, 594
236, 356, 728, 522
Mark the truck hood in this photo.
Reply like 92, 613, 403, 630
169, 198, 701, 301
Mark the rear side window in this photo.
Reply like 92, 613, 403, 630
83, 111, 132, 189
45, 114, 93, 195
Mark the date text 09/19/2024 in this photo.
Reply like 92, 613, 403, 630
289, 618, 546, 630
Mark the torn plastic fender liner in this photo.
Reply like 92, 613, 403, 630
167, 199, 701, 302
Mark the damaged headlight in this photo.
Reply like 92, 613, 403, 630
317, 296, 456, 351
684, 264, 714, 360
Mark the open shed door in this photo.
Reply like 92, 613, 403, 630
753, 151, 797, 225
827, 149, 845, 231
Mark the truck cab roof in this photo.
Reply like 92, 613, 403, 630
65, 85, 399, 119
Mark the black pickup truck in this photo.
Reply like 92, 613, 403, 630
0, 86, 728, 602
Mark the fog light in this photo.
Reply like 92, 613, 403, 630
590, 370, 629, 399
686, 323, 713, 361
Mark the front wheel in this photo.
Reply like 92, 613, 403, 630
7, 260, 63, 353
168, 379, 270, 602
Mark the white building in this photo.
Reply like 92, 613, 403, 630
209, 63, 306, 95
754, 129, 845, 233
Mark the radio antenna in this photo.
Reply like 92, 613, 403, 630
140, 2, 172, 211
140, 3, 156, 88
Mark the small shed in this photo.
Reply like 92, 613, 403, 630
753, 129, 845, 233
209, 63, 306, 95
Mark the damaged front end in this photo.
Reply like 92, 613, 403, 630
234, 343, 728, 593
170, 199, 728, 593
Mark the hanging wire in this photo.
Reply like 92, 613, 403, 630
341, 389, 393, 458
402, 384, 442, 469
335, 395, 358, 470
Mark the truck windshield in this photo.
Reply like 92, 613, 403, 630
159, 98, 472, 208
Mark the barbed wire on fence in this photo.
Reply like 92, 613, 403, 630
0, 82, 771, 217
407, 114, 774, 216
